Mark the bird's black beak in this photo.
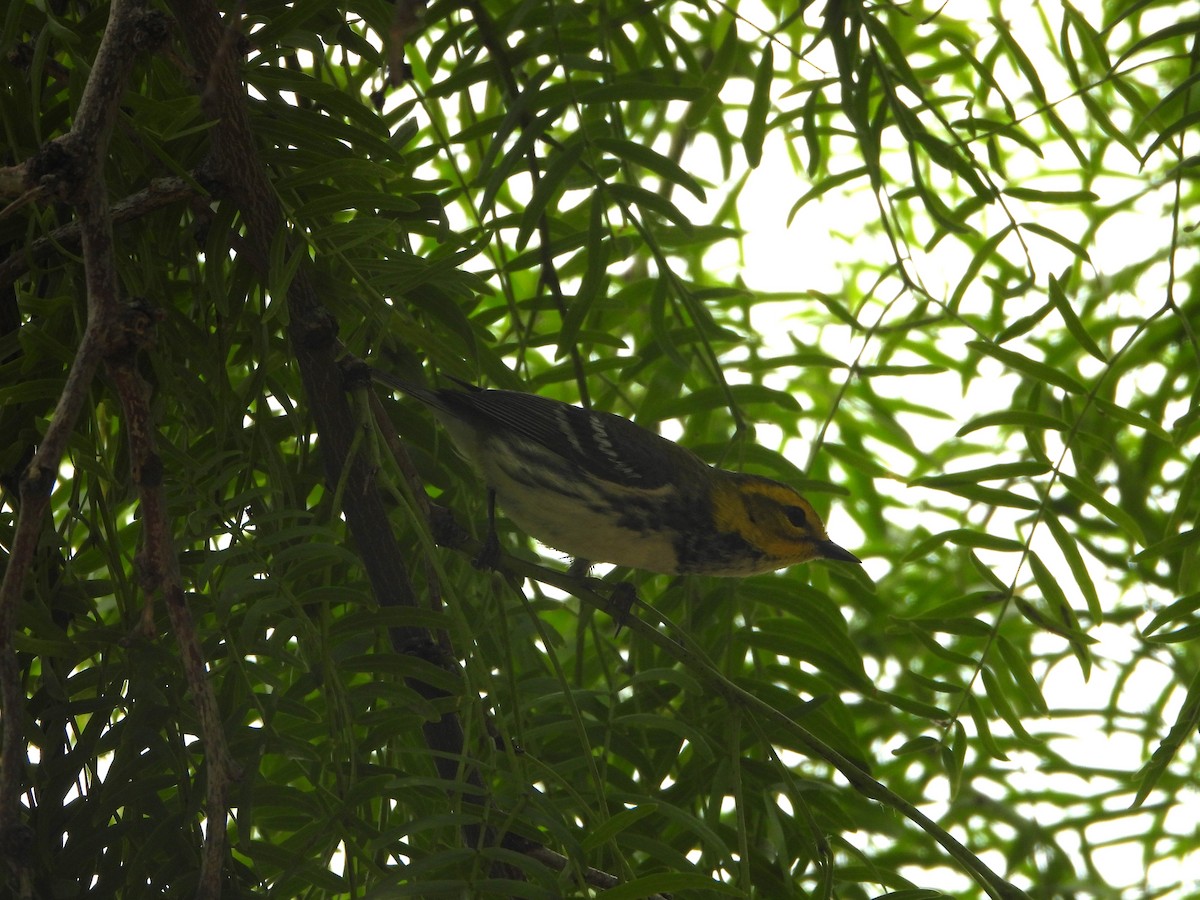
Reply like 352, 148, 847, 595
818, 541, 862, 564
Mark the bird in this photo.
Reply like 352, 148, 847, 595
370, 367, 861, 577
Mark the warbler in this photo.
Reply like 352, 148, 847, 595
371, 368, 860, 576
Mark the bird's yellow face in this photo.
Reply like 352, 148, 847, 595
709, 474, 858, 573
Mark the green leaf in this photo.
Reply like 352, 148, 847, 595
1021, 221, 1091, 262
1136, 528, 1200, 562
967, 340, 1087, 394
802, 87, 824, 176
1114, 17, 1200, 69
685, 19, 738, 128
967, 693, 1009, 761
739, 619, 872, 692
607, 181, 694, 231
909, 478, 1041, 511
1029, 551, 1080, 627
579, 805, 660, 852
516, 140, 585, 251
1028, 550, 1092, 673
601, 873, 743, 899
1135, 68, 1200, 142
969, 551, 1011, 592
958, 410, 1070, 436
1134, 665, 1200, 807
878, 691, 955, 720
909, 147, 974, 235
595, 137, 707, 202
557, 196, 611, 359
912, 590, 1006, 621
787, 167, 870, 224
744, 42, 773, 168
1093, 397, 1174, 445
997, 300, 1054, 343
1002, 186, 1099, 203
1142, 592, 1200, 637
921, 461, 1051, 484
943, 720, 968, 798
949, 227, 1014, 310
1043, 513, 1102, 622
577, 80, 706, 104
981, 664, 1034, 741
1048, 273, 1107, 362
893, 736, 941, 757
996, 635, 1049, 715
907, 626, 980, 667
1012, 596, 1098, 649
1060, 473, 1148, 547
905, 530, 1027, 560
479, 104, 564, 215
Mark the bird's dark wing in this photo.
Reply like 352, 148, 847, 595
447, 389, 700, 490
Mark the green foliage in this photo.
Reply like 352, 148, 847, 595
1, 0, 1198, 897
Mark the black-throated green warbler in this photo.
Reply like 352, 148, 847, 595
372, 368, 860, 576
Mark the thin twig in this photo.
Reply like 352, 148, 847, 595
0, 177, 199, 290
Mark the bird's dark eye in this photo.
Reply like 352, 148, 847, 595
784, 506, 808, 528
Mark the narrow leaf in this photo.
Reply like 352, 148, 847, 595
1044, 512, 1102, 622
905, 529, 1026, 560
1134, 666, 1200, 807
744, 43, 773, 168
967, 693, 1009, 761
895, 736, 941, 756
1022, 221, 1091, 262
557, 195, 611, 358
1135, 528, 1200, 562
949, 227, 1013, 309
1048, 273, 1106, 362
787, 167, 869, 224
996, 635, 1049, 714
578, 81, 706, 104
580, 805, 660, 852
1029, 552, 1093, 673
516, 141, 585, 251
944, 720, 968, 798
981, 664, 1034, 741
1115, 18, 1200, 69
594, 137, 707, 202
922, 461, 1051, 484
1060, 473, 1148, 547
1002, 186, 1099, 203
958, 410, 1070, 436
1093, 397, 1174, 444
602, 873, 742, 899
909, 479, 1041, 511
1142, 591, 1200, 638
607, 182, 694, 231
968, 340, 1087, 394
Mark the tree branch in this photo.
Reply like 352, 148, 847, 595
0, 0, 173, 883
104, 298, 244, 897
0, 176, 199, 291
